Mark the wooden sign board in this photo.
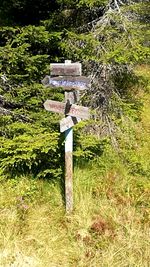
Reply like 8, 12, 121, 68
44, 100, 65, 114
44, 100, 90, 120
50, 63, 82, 76
60, 116, 81, 133
42, 76, 90, 91
65, 91, 80, 105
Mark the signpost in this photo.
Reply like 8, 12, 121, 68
42, 60, 90, 213
42, 75, 90, 91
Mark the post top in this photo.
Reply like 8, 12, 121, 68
65, 60, 72, 64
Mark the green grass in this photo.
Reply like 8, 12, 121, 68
0, 66, 150, 267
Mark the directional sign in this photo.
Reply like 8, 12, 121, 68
44, 100, 90, 120
44, 100, 65, 114
50, 63, 81, 76
65, 91, 80, 105
41, 76, 90, 91
60, 116, 81, 133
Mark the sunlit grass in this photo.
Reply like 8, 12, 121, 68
0, 163, 149, 266
0, 66, 150, 266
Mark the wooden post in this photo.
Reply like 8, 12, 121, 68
65, 62, 72, 213
65, 127, 73, 213
65, 82, 73, 213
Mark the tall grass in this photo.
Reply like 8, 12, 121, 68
0, 66, 150, 266
0, 162, 149, 266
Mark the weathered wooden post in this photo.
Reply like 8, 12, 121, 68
64, 61, 74, 213
65, 127, 73, 212
42, 60, 90, 213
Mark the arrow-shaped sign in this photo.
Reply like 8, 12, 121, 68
42, 76, 90, 91
44, 100, 90, 120
60, 116, 81, 133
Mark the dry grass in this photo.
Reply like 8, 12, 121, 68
0, 164, 149, 266
0, 66, 150, 267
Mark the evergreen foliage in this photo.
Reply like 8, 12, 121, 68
0, 0, 149, 179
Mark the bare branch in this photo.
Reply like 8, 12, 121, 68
0, 107, 12, 116
0, 106, 32, 123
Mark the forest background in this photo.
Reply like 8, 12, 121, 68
0, 0, 150, 266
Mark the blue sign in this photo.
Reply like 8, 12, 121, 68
49, 79, 87, 89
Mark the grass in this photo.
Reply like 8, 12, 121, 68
0, 165, 149, 266
0, 66, 150, 266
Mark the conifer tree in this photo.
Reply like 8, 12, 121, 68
0, 0, 149, 178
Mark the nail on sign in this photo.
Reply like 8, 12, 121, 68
44, 100, 90, 120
